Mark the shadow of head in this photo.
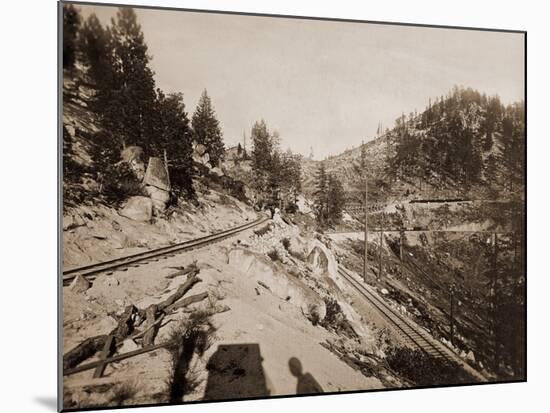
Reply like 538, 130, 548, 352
288, 357, 324, 395
288, 357, 303, 377
204, 343, 269, 401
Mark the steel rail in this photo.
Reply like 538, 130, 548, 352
338, 266, 487, 381
338, 266, 453, 361
62, 215, 269, 285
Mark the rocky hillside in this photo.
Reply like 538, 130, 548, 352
302, 86, 525, 204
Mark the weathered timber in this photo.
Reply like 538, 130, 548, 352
142, 304, 160, 347
63, 274, 201, 371
63, 335, 107, 371
93, 334, 114, 378
164, 291, 209, 313
165, 262, 199, 279
157, 271, 201, 312
129, 317, 166, 341
64, 342, 168, 376
63, 305, 139, 370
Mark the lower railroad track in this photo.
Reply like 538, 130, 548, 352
337, 266, 487, 382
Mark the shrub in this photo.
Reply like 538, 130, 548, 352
285, 202, 298, 214
385, 346, 470, 386
109, 382, 139, 406
100, 163, 146, 205
254, 224, 272, 237
166, 311, 216, 402
281, 237, 291, 251
320, 298, 358, 339
267, 249, 280, 262
170, 164, 195, 200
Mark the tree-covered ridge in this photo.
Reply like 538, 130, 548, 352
386, 86, 525, 197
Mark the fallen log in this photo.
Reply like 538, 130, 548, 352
93, 334, 114, 378
142, 304, 159, 347
64, 342, 168, 376
63, 273, 201, 371
165, 262, 199, 279
164, 292, 209, 314
157, 271, 201, 311
139, 271, 202, 346
63, 335, 107, 371
129, 316, 169, 342
63, 305, 139, 371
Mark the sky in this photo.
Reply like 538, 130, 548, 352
78, 4, 525, 160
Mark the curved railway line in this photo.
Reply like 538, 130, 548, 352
337, 266, 487, 382
62, 215, 269, 286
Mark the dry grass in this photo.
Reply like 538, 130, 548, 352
166, 310, 217, 403
109, 381, 139, 406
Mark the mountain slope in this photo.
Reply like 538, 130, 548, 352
303, 86, 525, 204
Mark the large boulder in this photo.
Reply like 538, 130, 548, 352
210, 166, 223, 177
145, 185, 170, 213
193, 151, 211, 168
69, 274, 90, 294
192, 142, 212, 168
119, 196, 153, 222
144, 157, 170, 191
295, 195, 313, 214
193, 142, 207, 156
307, 246, 329, 272
306, 240, 338, 276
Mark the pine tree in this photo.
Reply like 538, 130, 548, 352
314, 163, 329, 226
327, 174, 345, 224
250, 120, 273, 191
78, 13, 116, 113
191, 90, 225, 167
278, 149, 302, 209
108, 7, 157, 149
63, 4, 81, 69
153, 90, 194, 197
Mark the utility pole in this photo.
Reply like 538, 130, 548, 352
399, 230, 404, 261
363, 178, 368, 282
449, 283, 457, 346
378, 231, 383, 281
492, 232, 499, 374
163, 149, 171, 187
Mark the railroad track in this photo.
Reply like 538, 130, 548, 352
337, 266, 487, 381
62, 215, 269, 286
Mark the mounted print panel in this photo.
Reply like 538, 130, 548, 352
59, 1, 526, 411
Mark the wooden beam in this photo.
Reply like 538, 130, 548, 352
92, 334, 114, 379
64, 342, 168, 376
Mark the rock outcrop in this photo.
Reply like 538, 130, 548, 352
192, 142, 211, 168
307, 246, 330, 273
119, 196, 153, 222
306, 240, 339, 277
144, 157, 170, 191
143, 157, 170, 213
69, 274, 91, 294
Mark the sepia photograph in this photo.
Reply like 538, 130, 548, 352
60, 1, 526, 410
